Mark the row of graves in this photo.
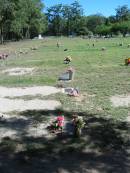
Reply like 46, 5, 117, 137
0, 46, 38, 61
48, 54, 84, 137
58, 66, 79, 97
54, 40, 130, 136
58, 55, 79, 97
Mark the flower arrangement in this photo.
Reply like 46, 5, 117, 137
125, 58, 130, 65
73, 115, 85, 137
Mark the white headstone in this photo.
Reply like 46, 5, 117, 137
38, 34, 42, 39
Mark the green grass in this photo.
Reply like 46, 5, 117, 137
1, 37, 130, 119
0, 37, 130, 172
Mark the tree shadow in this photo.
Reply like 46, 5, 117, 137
0, 109, 129, 173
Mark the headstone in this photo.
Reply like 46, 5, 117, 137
101, 47, 106, 51
38, 34, 42, 39
59, 68, 74, 81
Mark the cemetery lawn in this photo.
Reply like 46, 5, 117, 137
0, 37, 130, 173
1, 36, 130, 119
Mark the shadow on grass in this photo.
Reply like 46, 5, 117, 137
0, 109, 129, 173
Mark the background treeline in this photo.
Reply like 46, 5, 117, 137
46, 1, 130, 37
1, 0, 130, 44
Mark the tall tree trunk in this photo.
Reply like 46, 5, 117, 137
25, 27, 30, 39
0, 26, 4, 44
67, 19, 70, 36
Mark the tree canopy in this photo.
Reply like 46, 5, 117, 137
0, 0, 47, 43
0, 0, 130, 43
45, 2, 130, 37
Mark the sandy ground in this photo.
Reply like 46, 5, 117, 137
0, 98, 61, 112
2, 67, 34, 76
0, 85, 87, 140
0, 113, 52, 140
111, 95, 130, 123
0, 112, 72, 141
0, 86, 62, 140
0, 87, 129, 173
0, 86, 61, 97
110, 95, 130, 107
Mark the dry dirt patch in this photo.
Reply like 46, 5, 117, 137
0, 86, 62, 140
0, 86, 62, 113
0, 86, 93, 140
2, 67, 34, 76
0, 86, 61, 97
0, 98, 61, 113
0, 113, 53, 140
110, 95, 130, 107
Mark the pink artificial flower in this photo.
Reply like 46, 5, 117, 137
57, 116, 64, 127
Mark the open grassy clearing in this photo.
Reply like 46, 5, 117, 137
0, 37, 130, 172
1, 37, 130, 118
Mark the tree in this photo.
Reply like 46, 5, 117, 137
116, 5, 130, 21
70, 1, 83, 34
24, 0, 47, 39
10, 0, 29, 40
62, 4, 73, 35
46, 4, 63, 35
46, 1, 83, 36
95, 25, 112, 36
119, 22, 130, 37
108, 15, 117, 24
86, 14, 106, 34
74, 16, 88, 35
0, 0, 15, 43
111, 22, 130, 37
0, 0, 47, 43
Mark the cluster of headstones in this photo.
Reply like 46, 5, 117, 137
118, 43, 130, 48
0, 53, 8, 60
15, 46, 38, 57
30, 46, 38, 50
16, 49, 28, 55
